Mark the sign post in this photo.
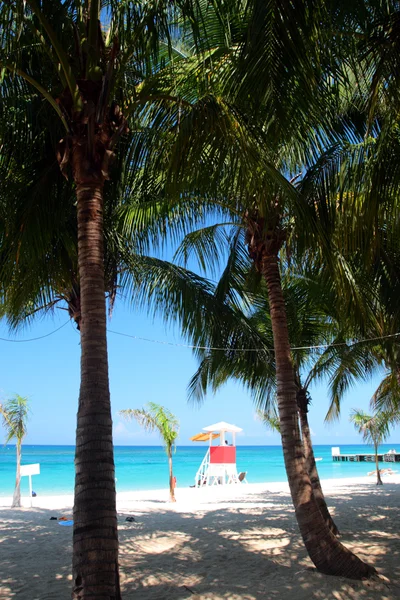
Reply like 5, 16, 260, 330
20, 463, 40, 507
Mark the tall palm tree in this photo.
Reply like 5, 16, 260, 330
124, 175, 382, 579
126, 71, 376, 581
0, 2, 213, 595
0, 395, 30, 508
120, 403, 179, 502
185, 263, 340, 536
256, 274, 341, 538
0, 0, 386, 583
350, 409, 394, 485
121, 0, 391, 573
170, 181, 375, 574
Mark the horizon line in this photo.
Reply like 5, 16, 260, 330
2, 442, 399, 448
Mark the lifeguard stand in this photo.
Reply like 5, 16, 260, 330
191, 421, 243, 487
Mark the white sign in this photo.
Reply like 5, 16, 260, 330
21, 463, 40, 476
21, 463, 40, 506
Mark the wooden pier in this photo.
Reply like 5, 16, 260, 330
331, 447, 400, 463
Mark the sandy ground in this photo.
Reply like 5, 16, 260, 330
1, 475, 400, 600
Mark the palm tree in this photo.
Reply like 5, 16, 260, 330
122, 0, 393, 572
0, 0, 385, 583
0, 395, 30, 508
0, 2, 213, 595
119, 403, 179, 502
171, 181, 375, 574
350, 409, 394, 485
127, 53, 377, 579
185, 262, 340, 536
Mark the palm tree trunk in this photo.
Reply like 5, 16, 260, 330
261, 253, 374, 578
72, 175, 121, 599
298, 405, 339, 536
374, 444, 383, 485
11, 440, 21, 508
168, 447, 176, 502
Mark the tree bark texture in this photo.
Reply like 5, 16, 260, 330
261, 253, 375, 578
168, 448, 176, 502
11, 440, 21, 508
374, 446, 383, 485
72, 175, 121, 599
298, 403, 339, 536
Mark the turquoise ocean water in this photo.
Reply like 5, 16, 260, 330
0, 444, 398, 497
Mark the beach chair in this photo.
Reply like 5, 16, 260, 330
238, 471, 248, 483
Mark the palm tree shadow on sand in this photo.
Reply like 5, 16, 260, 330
1, 482, 399, 599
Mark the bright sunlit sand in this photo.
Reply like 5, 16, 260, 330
1, 475, 400, 600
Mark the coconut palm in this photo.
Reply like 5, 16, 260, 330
350, 409, 395, 485
0, 0, 386, 583
121, 0, 394, 573
0, 395, 30, 508
120, 403, 179, 502
170, 178, 376, 574
185, 261, 340, 536
126, 67, 376, 581
0, 1, 220, 595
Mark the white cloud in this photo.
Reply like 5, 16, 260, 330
113, 420, 143, 440
113, 420, 129, 436
112, 419, 160, 442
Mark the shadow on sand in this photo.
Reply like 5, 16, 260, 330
0, 482, 399, 599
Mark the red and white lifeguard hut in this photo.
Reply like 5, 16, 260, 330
191, 421, 244, 486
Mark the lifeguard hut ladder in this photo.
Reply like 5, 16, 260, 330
195, 447, 210, 486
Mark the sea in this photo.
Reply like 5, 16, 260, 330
0, 444, 398, 497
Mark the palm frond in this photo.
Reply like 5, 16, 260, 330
119, 403, 179, 452
256, 407, 280, 434
350, 407, 394, 447
0, 395, 30, 444
371, 371, 400, 414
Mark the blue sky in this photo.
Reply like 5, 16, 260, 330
1, 300, 398, 446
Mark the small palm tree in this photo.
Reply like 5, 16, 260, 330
0, 395, 30, 507
350, 409, 393, 486
120, 403, 179, 502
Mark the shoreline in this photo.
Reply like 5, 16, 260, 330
1, 473, 399, 509
2, 444, 399, 503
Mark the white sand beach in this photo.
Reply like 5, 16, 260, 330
1, 475, 400, 600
